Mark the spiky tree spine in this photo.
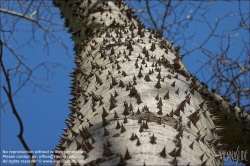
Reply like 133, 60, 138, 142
53, 0, 250, 165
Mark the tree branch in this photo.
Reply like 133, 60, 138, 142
0, 40, 37, 166
0, 8, 38, 23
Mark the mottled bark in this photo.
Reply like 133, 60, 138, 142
53, 0, 249, 165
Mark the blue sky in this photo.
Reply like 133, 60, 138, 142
1, 1, 249, 165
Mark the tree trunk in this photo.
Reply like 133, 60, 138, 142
52, 0, 249, 165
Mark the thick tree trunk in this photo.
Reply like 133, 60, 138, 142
53, 0, 249, 165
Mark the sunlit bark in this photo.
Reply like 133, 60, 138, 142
53, 0, 249, 165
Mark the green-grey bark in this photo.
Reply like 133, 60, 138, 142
53, 0, 250, 165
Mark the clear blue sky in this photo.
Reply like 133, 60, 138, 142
1, 1, 249, 165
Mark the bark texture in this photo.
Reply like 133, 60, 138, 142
53, 0, 249, 165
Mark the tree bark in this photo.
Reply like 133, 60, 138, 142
53, 0, 249, 165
